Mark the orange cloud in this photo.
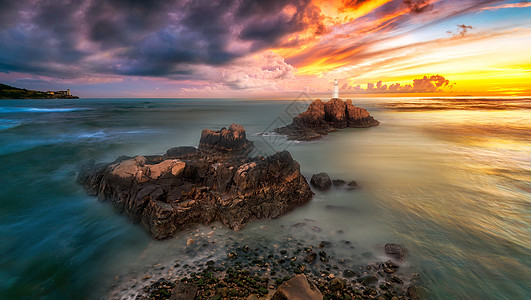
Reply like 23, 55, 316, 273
342, 74, 452, 93
480, 1, 531, 11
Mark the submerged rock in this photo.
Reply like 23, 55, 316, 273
385, 243, 408, 262
271, 274, 323, 300
77, 124, 313, 239
275, 98, 379, 141
347, 180, 358, 190
332, 179, 346, 186
310, 173, 332, 190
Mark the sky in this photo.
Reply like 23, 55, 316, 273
0, 0, 529, 98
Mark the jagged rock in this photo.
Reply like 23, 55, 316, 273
310, 173, 332, 190
199, 123, 253, 153
275, 98, 379, 140
271, 274, 323, 300
77, 125, 313, 239
385, 243, 407, 261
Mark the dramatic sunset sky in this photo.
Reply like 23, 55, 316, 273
0, 0, 529, 98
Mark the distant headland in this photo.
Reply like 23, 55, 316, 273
0, 83, 79, 99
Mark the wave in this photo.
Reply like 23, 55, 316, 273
0, 129, 159, 156
0, 119, 22, 131
0, 107, 90, 114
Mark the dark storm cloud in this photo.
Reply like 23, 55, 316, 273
0, 0, 323, 78
237, 0, 324, 50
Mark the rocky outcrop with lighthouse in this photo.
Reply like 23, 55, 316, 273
275, 98, 380, 141
77, 124, 313, 239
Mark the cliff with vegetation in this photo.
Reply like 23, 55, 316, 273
0, 83, 79, 99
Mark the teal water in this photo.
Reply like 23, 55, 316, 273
0, 97, 529, 299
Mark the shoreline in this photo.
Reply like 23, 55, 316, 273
105, 223, 425, 300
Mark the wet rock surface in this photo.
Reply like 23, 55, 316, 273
77, 125, 313, 239
272, 274, 322, 300
385, 244, 408, 262
275, 98, 379, 141
310, 173, 332, 191
111, 228, 425, 300
199, 123, 253, 154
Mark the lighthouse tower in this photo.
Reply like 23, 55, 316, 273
332, 79, 339, 99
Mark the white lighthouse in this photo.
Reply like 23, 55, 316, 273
332, 79, 339, 99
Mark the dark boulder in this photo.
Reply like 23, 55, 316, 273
310, 172, 332, 190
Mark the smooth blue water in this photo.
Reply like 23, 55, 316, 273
0, 97, 529, 299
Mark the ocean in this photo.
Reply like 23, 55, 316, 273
0, 97, 529, 299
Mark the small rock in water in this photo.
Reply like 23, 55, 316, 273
360, 275, 378, 286
343, 269, 357, 278
228, 252, 238, 259
332, 179, 346, 186
407, 285, 429, 300
304, 252, 317, 263
310, 172, 332, 190
310, 226, 322, 232
318, 241, 331, 248
186, 238, 194, 246
384, 243, 407, 261
347, 180, 358, 190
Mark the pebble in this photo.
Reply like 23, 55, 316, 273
186, 238, 194, 246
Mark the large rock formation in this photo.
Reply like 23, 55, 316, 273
199, 123, 253, 153
275, 98, 379, 140
77, 125, 313, 239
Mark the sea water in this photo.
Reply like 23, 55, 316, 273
0, 97, 529, 299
